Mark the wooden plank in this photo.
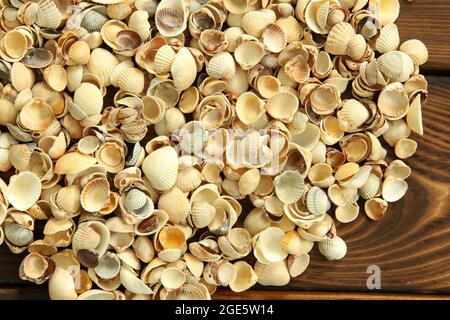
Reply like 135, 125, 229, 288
0, 76, 449, 299
0, 287, 449, 300
213, 290, 450, 300
396, 0, 450, 72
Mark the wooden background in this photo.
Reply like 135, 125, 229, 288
1, 0, 449, 300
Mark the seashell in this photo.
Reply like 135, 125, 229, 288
9, 143, 32, 171
288, 253, 310, 277
155, 0, 188, 37
4, 223, 34, 247
95, 252, 121, 280
310, 84, 341, 116
238, 168, 261, 196
337, 99, 370, 129
235, 92, 265, 125
224, 27, 244, 52
199, 29, 228, 56
241, 9, 277, 37
291, 122, 320, 151
229, 261, 257, 293
11, 62, 35, 91
382, 178, 408, 203
274, 170, 305, 205
120, 266, 152, 295
80, 178, 110, 213
395, 138, 417, 159
73, 221, 110, 260
18, 98, 54, 132
43, 65, 67, 92
378, 82, 409, 120
384, 159, 411, 180
347, 34, 367, 60
406, 94, 423, 136
176, 166, 202, 193
107, 2, 132, 20
158, 187, 190, 223
281, 230, 308, 256
223, 0, 250, 15
275, 16, 303, 43
306, 186, 329, 215
14, 88, 33, 110
55, 185, 81, 215
128, 10, 151, 42
7, 172, 41, 211
117, 68, 145, 95
82, 9, 108, 33
67, 41, 91, 66
171, 48, 197, 91
234, 39, 265, 70
73, 82, 103, 118
369, 0, 399, 26
254, 227, 287, 264
78, 289, 116, 300
382, 119, 411, 147
358, 173, 381, 200
191, 201, 216, 229
325, 22, 356, 55
284, 55, 310, 84
178, 87, 199, 114
87, 48, 119, 87
308, 162, 335, 188
254, 261, 290, 286
154, 45, 176, 75
142, 146, 179, 191
160, 267, 186, 290
365, 198, 388, 221
318, 236, 347, 261
36, 0, 62, 29
183, 253, 204, 278
256, 75, 280, 100
312, 51, 333, 79
335, 201, 359, 223
206, 52, 236, 79
54, 152, 97, 175
48, 267, 77, 300
399, 39, 428, 66
375, 24, 400, 53
2, 30, 29, 61
377, 51, 414, 83
266, 92, 299, 123
262, 23, 287, 53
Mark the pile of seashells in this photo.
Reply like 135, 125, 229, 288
0, 0, 428, 300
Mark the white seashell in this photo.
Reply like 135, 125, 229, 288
254, 261, 290, 286
155, 0, 188, 37
274, 170, 305, 204
142, 146, 179, 191
171, 48, 197, 91
395, 138, 417, 159
48, 267, 77, 300
306, 186, 330, 215
406, 94, 423, 135
318, 236, 347, 261
399, 39, 429, 66
7, 172, 41, 211
120, 266, 152, 295
288, 253, 310, 277
229, 261, 257, 293
335, 202, 359, 223
382, 178, 408, 203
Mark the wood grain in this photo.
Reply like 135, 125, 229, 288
1, 76, 449, 299
397, 0, 450, 72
